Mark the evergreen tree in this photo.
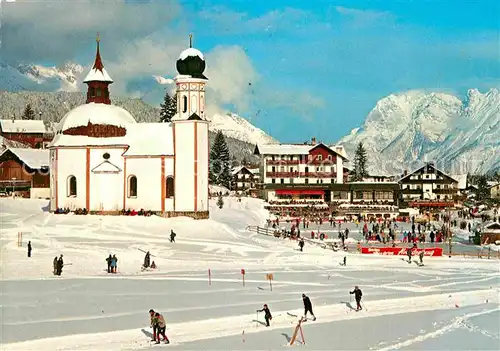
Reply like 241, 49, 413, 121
159, 91, 177, 122
217, 194, 224, 209
22, 104, 36, 120
209, 130, 232, 188
353, 142, 368, 181
476, 175, 490, 201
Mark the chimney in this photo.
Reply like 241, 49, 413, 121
311, 137, 316, 145
403, 170, 408, 176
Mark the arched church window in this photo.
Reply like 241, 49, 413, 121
128, 175, 137, 198
166, 176, 174, 198
90, 87, 96, 97
67, 175, 77, 197
182, 96, 187, 113
96, 88, 102, 97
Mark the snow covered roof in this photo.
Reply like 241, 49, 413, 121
451, 174, 468, 189
50, 122, 174, 156
232, 166, 244, 175
0, 119, 47, 134
255, 143, 348, 159
1, 147, 49, 169
83, 67, 113, 83
179, 48, 204, 60
123, 123, 174, 156
56, 103, 136, 133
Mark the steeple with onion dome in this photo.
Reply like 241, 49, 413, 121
174, 33, 208, 120
84, 33, 113, 105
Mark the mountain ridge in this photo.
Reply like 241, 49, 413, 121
339, 88, 499, 175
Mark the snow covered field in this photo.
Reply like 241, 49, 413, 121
1, 197, 499, 350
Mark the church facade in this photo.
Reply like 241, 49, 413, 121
48, 37, 209, 218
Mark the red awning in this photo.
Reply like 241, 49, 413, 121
276, 189, 324, 195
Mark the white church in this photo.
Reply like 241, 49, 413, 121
49, 36, 210, 218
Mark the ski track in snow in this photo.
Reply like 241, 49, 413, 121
374, 307, 500, 351
2, 289, 498, 350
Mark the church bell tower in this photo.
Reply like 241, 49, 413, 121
83, 33, 113, 104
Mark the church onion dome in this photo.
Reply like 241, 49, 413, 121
56, 103, 136, 137
176, 34, 207, 79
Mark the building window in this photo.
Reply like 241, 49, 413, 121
166, 176, 174, 198
280, 179, 284, 184
182, 96, 187, 113
272, 179, 276, 184
317, 155, 322, 161
305, 179, 309, 184
96, 88, 102, 97
290, 178, 294, 184
128, 175, 137, 197
67, 175, 77, 197
328, 155, 332, 160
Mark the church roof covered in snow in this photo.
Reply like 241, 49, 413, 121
56, 103, 137, 133
0, 119, 47, 134
49, 121, 174, 156
179, 47, 204, 60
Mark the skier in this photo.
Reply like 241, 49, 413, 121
302, 294, 316, 321
256, 304, 273, 327
106, 254, 112, 273
154, 312, 170, 344
53, 256, 58, 275
111, 254, 118, 273
149, 309, 157, 342
27, 241, 32, 258
342, 256, 347, 266
57, 255, 64, 275
349, 286, 363, 310
418, 251, 424, 266
298, 238, 304, 252
170, 230, 176, 243
407, 247, 412, 263
144, 251, 151, 269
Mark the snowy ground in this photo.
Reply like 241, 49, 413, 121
1, 197, 499, 350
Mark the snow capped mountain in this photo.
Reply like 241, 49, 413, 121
339, 89, 500, 175
209, 112, 278, 146
0, 62, 84, 92
16, 62, 84, 91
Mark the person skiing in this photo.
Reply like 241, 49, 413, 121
106, 254, 112, 273
154, 312, 170, 344
149, 309, 157, 342
342, 256, 347, 266
53, 256, 58, 275
302, 294, 316, 321
57, 255, 64, 275
144, 251, 151, 269
418, 251, 424, 265
111, 254, 118, 273
349, 286, 363, 310
298, 238, 305, 252
407, 247, 412, 263
256, 304, 272, 327
170, 230, 176, 243
27, 241, 32, 258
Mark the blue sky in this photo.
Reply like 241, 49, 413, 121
3, 0, 499, 143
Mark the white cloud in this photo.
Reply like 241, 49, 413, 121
153, 76, 174, 85
334, 6, 393, 26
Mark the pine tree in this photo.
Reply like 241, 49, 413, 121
476, 175, 490, 201
159, 91, 177, 122
353, 142, 368, 181
217, 194, 224, 209
22, 104, 36, 120
209, 130, 232, 188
